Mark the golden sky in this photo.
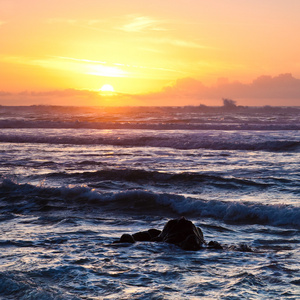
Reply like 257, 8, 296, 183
1, 0, 300, 106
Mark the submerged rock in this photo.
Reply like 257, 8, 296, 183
120, 228, 161, 244
208, 240, 223, 250
228, 243, 253, 252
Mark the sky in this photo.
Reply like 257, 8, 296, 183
1, 0, 300, 106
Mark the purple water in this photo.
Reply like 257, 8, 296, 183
0, 105, 299, 299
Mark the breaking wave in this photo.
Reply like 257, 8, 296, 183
1, 180, 299, 228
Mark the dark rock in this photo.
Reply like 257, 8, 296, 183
116, 217, 230, 252
208, 240, 223, 250
132, 231, 152, 241
132, 229, 161, 241
148, 228, 161, 239
181, 234, 203, 251
237, 243, 253, 252
228, 243, 253, 252
158, 217, 205, 250
120, 233, 135, 243
116, 218, 256, 252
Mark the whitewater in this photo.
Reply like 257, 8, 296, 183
0, 105, 299, 299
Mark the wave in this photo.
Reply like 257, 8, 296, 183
1, 119, 300, 131
0, 130, 299, 152
1, 180, 299, 228
0, 271, 82, 300
47, 169, 272, 190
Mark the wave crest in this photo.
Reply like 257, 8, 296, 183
0, 130, 299, 152
1, 180, 299, 228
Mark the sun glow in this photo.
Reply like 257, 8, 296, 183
1, 1, 299, 106
88, 65, 126, 77
100, 84, 115, 92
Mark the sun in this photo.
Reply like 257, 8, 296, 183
100, 84, 115, 92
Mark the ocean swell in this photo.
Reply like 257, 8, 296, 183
1, 180, 299, 228
46, 169, 272, 191
0, 129, 299, 152
1, 119, 300, 131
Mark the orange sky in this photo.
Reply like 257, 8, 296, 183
1, 0, 300, 106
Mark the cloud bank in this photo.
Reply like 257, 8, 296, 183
137, 73, 300, 106
0, 73, 300, 106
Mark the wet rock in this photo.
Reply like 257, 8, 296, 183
117, 217, 206, 251
148, 228, 161, 239
208, 240, 223, 250
158, 217, 205, 250
237, 243, 253, 252
132, 229, 162, 241
132, 231, 152, 241
116, 218, 256, 253
120, 233, 135, 243
228, 243, 253, 252
181, 234, 203, 251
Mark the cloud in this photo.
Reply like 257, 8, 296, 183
212, 73, 300, 101
0, 91, 11, 96
20, 89, 99, 98
136, 73, 300, 106
1, 74, 300, 107
117, 16, 210, 51
0, 89, 140, 106
146, 37, 210, 49
0, 54, 183, 82
250, 73, 300, 98
118, 15, 166, 32
0, 89, 102, 106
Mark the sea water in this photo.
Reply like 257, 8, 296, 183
0, 105, 299, 299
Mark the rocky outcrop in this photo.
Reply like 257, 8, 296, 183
156, 217, 205, 250
117, 217, 254, 252
118, 217, 210, 251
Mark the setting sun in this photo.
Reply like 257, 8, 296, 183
100, 84, 115, 93
1, 2, 300, 299
0, 0, 300, 106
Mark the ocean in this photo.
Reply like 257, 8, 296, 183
0, 105, 299, 299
